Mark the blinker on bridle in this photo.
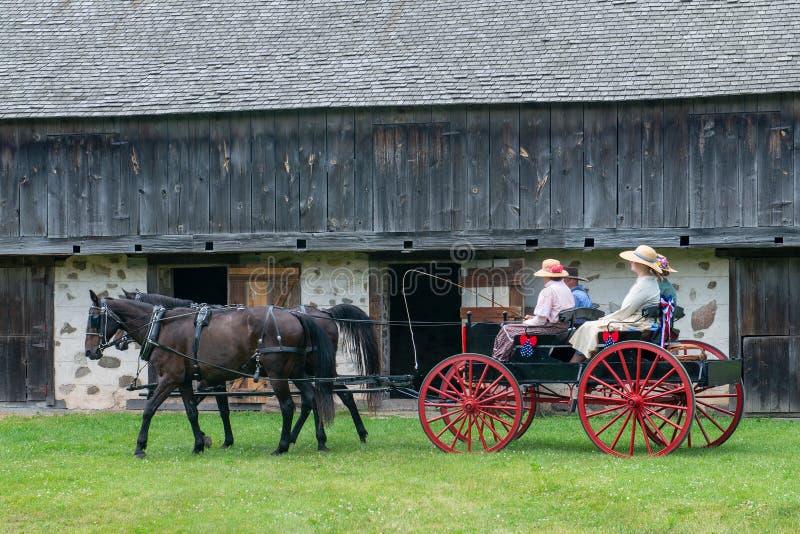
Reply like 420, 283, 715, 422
87, 299, 130, 354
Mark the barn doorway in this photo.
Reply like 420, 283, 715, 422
0, 260, 54, 404
388, 262, 461, 389
732, 255, 800, 415
172, 266, 228, 305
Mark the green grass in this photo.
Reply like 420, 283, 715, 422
0, 411, 798, 533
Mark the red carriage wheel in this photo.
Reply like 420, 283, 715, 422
577, 341, 695, 457
669, 340, 744, 448
418, 354, 522, 453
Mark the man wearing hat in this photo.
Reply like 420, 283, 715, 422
564, 267, 593, 309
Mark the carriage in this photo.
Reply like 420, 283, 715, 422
416, 306, 744, 457
85, 289, 744, 458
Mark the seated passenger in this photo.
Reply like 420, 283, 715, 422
491, 259, 574, 360
656, 254, 678, 305
564, 267, 593, 309
568, 245, 662, 362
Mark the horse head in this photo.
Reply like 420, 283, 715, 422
84, 290, 126, 360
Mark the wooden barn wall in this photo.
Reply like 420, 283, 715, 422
0, 94, 798, 242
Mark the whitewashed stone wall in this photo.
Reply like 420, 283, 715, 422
298, 253, 370, 375
54, 255, 147, 409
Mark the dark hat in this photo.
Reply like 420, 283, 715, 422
564, 267, 588, 282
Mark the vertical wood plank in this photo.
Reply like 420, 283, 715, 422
46, 121, 67, 237
229, 114, 252, 234
66, 126, 87, 237
167, 117, 189, 234
791, 95, 800, 228
299, 110, 327, 232
618, 104, 643, 228
550, 104, 584, 229
0, 122, 20, 237
185, 116, 211, 234
689, 114, 715, 228
353, 110, 373, 231
642, 103, 664, 228
82, 124, 105, 236
433, 106, 464, 231
739, 112, 759, 227
251, 111, 276, 233
326, 109, 355, 231
663, 101, 690, 228
209, 114, 232, 233
583, 103, 617, 228
756, 111, 792, 226
716, 113, 741, 227
789, 257, 800, 337
275, 111, 300, 232
489, 105, 520, 230
138, 118, 171, 235
519, 104, 551, 230
115, 117, 139, 236
409, 123, 429, 231
427, 120, 453, 231
465, 106, 490, 230
19, 123, 48, 236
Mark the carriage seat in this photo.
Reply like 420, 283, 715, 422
558, 307, 605, 328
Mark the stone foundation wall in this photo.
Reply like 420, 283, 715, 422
54, 255, 147, 409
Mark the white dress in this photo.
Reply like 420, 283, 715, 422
568, 275, 660, 356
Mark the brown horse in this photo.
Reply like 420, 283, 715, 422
120, 290, 381, 448
84, 290, 336, 457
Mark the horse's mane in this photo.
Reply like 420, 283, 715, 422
125, 290, 197, 308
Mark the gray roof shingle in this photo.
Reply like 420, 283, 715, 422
2, 0, 800, 118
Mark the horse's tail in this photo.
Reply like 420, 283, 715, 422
295, 312, 336, 425
327, 304, 382, 410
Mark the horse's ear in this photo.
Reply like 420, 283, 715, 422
122, 288, 133, 298
89, 290, 99, 305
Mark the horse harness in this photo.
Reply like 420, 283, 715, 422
252, 305, 317, 382
137, 304, 316, 384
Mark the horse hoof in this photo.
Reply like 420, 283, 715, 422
134, 451, 146, 459
271, 448, 287, 456
318, 445, 330, 452
203, 435, 213, 448
221, 441, 233, 449
359, 435, 368, 443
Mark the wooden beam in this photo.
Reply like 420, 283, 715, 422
2, 227, 799, 256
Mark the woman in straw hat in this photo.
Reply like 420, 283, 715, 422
491, 259, 575, 361
568, 245, 662, 362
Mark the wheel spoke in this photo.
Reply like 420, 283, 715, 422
600, 356, 631, 394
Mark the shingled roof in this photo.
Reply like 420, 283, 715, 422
2, 0, 799, 118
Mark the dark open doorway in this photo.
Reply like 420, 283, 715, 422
388, 262, 462, 389
172, 266, 228, 305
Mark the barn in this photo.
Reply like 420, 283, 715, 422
1, 0, 799, 414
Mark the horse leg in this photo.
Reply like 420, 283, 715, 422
293, 379, 328, 451
179, 386, 209, 454
134, 380, 174, 459
337, 387, 368, 443
288, 391, 312, 445
271, 379, 295, 455
215, 395, 234, 448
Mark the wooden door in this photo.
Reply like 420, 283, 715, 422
227, 265, 300, 402
0, 262, 54, 403
735, 256, 800, 414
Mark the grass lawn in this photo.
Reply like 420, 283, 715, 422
0, 411, 798, 533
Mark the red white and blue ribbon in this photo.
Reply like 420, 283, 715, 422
660, 296, 675, 347
602, 331, 619, 348
519, 334, 537, 358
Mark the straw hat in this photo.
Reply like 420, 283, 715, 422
619, 245, 663, 274
656, 254, 678, 274
534, 258, 569, 278
564, 267, 588, 282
